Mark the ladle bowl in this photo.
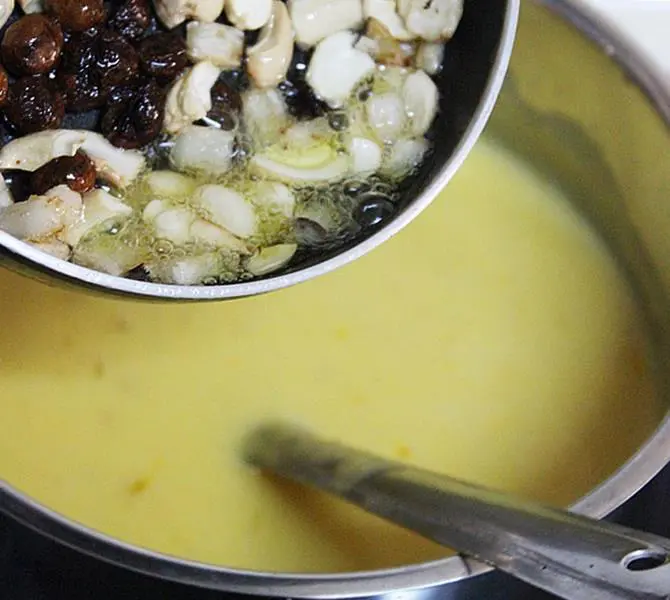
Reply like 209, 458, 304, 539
0, 0, 518, 301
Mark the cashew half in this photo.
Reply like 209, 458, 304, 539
0, 130, 86, 172
0, 185, 82, 242
170, 125, 236, 175
363, 0, 413, 41
251, 152, 349, 184
191, 185, 258, 238
242, 88, 291, 147
288, 0, 363, 48
153, 0, 225, 29
224, 0, 272, 30
186, 22, 244, 68
356, 18, 415, 66
347, 137, 382, 173
306, 31, 375, 108
247, 0, 294, 89
381, 137, 428, 175
62, 189, 133, 248
402, 69, 438, 136
18, 0, 42, 13
144, 198, 252, 254
147, 252, 226, 285
415, 41, 444, 74
31, 240, 71, 261
0, 0, 14, 28
246, 243, 296, 276
397, 0, 463, 41
79, 133, 147, 188
164, 62, 222, 134
0, 130, 145, 187
365, 91, 406, 143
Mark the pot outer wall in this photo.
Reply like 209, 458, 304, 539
1, 472, 669, 600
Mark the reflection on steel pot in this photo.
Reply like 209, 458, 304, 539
2, 0, 670, 599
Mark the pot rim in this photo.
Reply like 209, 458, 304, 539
0, 0, 518, 301
3, 0, 670, 597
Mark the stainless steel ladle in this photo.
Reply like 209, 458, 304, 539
243, 422, 670, 600
0, 0, 518, 301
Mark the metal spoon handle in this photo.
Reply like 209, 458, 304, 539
244, 422, 670, 600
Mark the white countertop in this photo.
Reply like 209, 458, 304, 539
572, 0, 670, 79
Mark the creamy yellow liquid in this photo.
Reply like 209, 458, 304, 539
0, 140, 662, 573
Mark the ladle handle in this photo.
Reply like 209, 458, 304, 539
244, 422, 670, 600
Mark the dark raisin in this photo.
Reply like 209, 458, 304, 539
107, 82, 138, 105
45, 0, 105, 32
95, 30, 139, 89
109, 0, 152, 41
57, 29, 138, 111
58, 70, 105, 112
101, 79, 165, 149
205, 80, 241, 130
138, 32, 188, 81
30, 151, 97, 195
5, 76, 65, 135
1, 15, 64, 76
57, 31, 103, 111
210, 80, 242, 113
59, 29, 98, 74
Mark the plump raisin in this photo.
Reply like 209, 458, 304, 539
109, 0, 152, 41
101, 79, 165, 149
138, 32, 188, 81
45, 0, 105, 32
96, 30, 139, 89
57, 29, 139, 112
5, 76, 65, 135
1, 15, 64, 76
30, 151, 97, 195
206, 81, 241, 130
57, 33, 103, 111
58, 70, 105, 112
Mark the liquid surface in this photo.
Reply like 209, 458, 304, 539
0, 139, 662, 573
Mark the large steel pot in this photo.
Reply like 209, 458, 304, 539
2, 0, 670, 598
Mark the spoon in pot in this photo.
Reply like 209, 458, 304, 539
243, 422, 670, 600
